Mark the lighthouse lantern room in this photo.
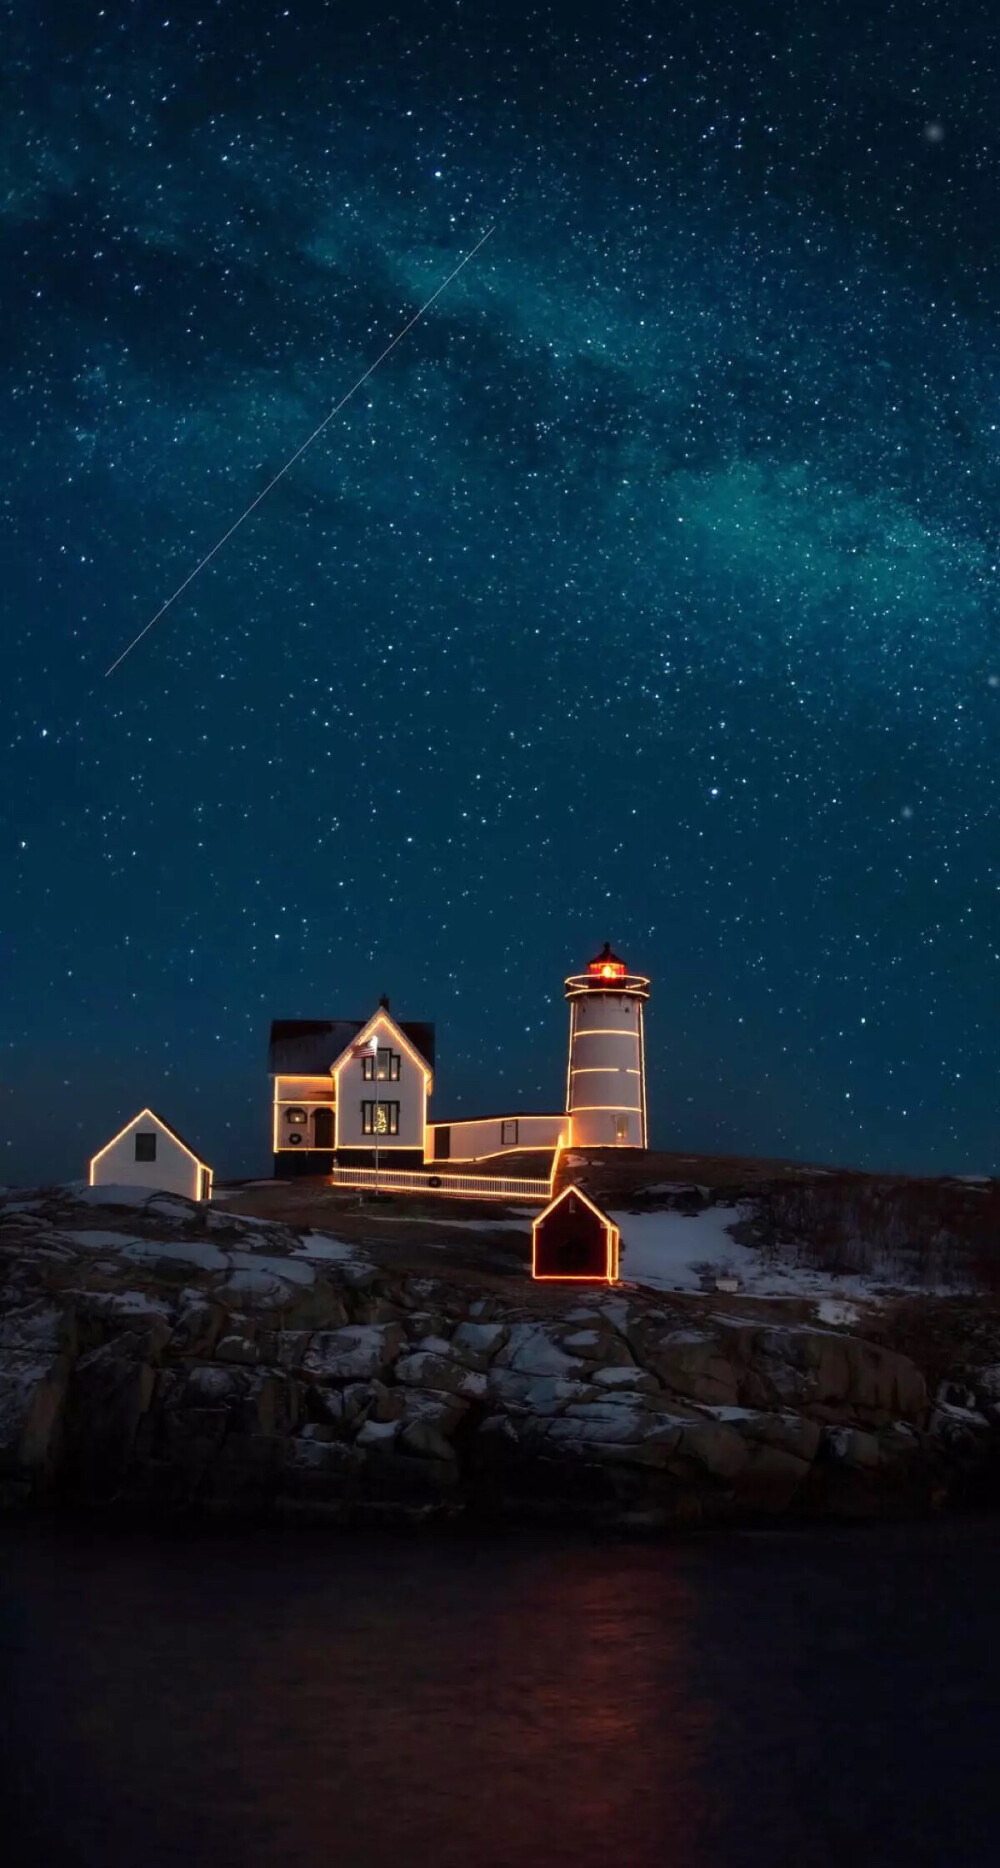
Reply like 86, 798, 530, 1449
564, 942, 650, 1149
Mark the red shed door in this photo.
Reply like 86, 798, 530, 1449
535, 1194, 608, 1279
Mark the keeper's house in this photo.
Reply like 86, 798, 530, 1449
270, 997, 434, 1174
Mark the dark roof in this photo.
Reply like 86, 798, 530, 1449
588, 940, 626, 970
268, 1018, 435, 1075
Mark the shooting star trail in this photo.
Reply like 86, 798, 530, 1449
104, 224, 496, 677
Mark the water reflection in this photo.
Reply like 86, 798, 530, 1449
218, 1540, 712, 1867
1, 1529, 710, 1868
4, 1520, 1000, 1867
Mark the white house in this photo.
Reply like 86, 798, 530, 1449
89, 1108, 213, 1202
270, 997, 434, 1174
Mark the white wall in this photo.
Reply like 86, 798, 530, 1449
427, 1113, 564, 1161
90, 1113, 209, 1199
567, 990, 645, 1147
335, 1016, 427, 1150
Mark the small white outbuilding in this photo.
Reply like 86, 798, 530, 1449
88, 1107, 213, 1202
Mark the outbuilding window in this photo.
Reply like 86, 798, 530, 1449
135, 1131, 157, 1162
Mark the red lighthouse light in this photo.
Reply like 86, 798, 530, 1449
587, 941, 626, 981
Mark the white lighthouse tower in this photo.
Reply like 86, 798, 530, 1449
564, 943, 650, 1149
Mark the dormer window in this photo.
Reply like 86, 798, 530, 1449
362, 1048, 400, 1082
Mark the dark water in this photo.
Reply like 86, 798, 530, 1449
2, 1516, 999, 1867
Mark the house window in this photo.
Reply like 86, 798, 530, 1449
362, 1049, 400, 1082
361, 1100, 400, 1136
500, 1119, 519, 1147
285, 1107, 308, 1125
135, 1131, 157, 1162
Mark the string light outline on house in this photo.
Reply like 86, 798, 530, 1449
531, 1183, 620, 1283
330, 1007, 433, 1155
103, 224, 496, 676
88, 1107, 214, 1201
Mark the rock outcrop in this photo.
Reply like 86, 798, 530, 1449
2, 1185, 999, 1528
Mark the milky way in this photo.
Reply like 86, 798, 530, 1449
3, 0, 999, 1180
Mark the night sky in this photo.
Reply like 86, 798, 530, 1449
3, 0, 999, 1185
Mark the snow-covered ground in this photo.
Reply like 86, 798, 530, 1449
612, 1205, 977, 1304
33, 1186, 368, 1296
292, 1231, 360, 1264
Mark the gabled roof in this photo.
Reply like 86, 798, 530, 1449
92, 1107, 211, 1171
269, 1017, 435, 1075
329, 1008, 434, 1084
532, 1182, 616, 1229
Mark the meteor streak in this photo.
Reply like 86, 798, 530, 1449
104, 224, 496, 677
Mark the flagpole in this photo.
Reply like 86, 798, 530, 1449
371, 1034, 380, 1197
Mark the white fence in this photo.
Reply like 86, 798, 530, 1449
327, 1164, 551, 1203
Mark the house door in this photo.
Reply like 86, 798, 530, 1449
313, 1107, 334, 1148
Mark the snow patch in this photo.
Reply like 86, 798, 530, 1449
615, 1206, 745, 1293
121, 1237, 228, 1271
64, 1228, 144, 1251
293, 1232, 362, 1264
613, 1204, 971, 1303
72, 1185, 160, 1210
816, 1299, 860, 1327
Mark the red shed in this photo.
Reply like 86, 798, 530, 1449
531, 1184, 620, 1283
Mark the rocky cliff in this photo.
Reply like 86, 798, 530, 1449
3, 1185, 1000, 1529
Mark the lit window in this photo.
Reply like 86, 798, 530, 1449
134, 1131, 157, 1162
285, 1108, 308, 1125
361, 1100, 400, 1136
614, 1116, 629, 1142
362, 1049, 400, 1082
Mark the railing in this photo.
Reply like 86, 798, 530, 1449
327, 1164, 551, 1202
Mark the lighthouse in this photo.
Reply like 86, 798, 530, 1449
564, 942, 650, 1149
